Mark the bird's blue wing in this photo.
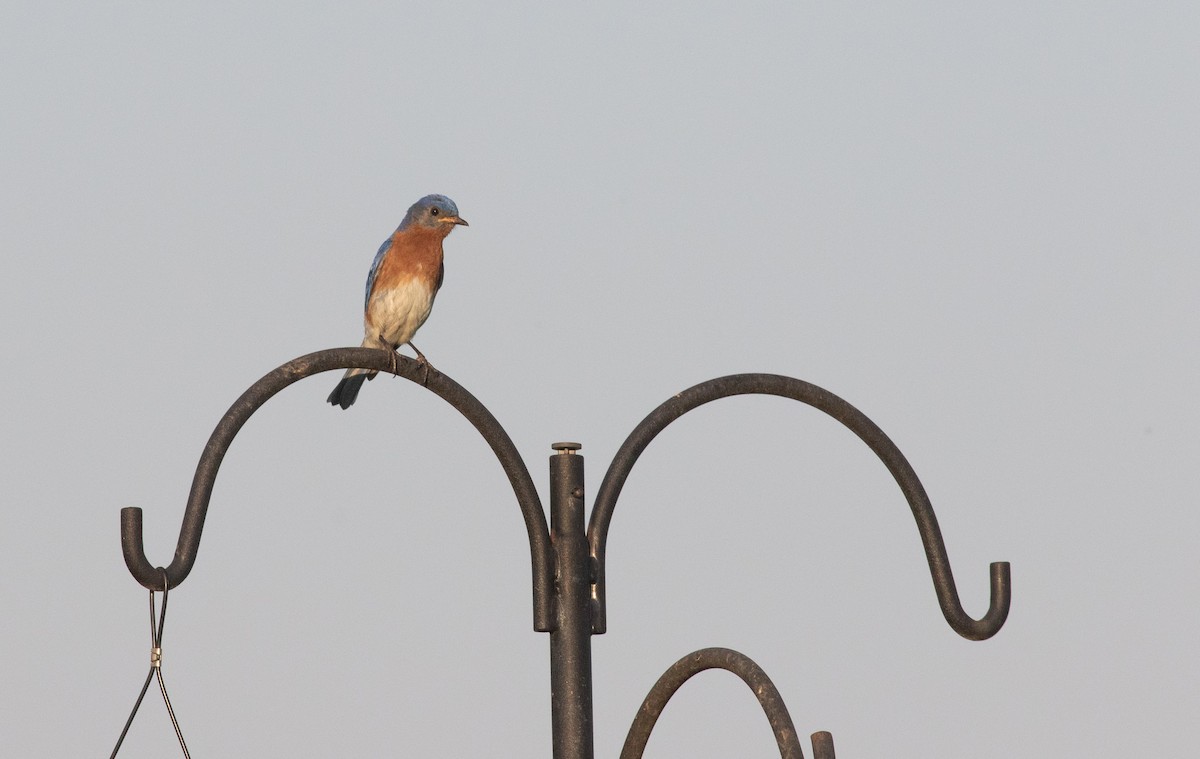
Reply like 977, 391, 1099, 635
364, 237, 393, 311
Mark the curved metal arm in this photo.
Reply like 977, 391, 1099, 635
589, 373, 1010, 640
120, 348, 554, 631
620, 647, 833, 759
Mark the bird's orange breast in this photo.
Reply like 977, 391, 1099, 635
370, 227, 445, 295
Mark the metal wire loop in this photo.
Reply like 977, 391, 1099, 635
110, 568, 190, 759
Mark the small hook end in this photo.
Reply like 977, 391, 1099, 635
120, 507, 168, 591
949, 560, 1011, 640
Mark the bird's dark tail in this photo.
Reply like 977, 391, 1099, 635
327, 372, 370, 409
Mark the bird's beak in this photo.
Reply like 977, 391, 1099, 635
441, 215, 469, 226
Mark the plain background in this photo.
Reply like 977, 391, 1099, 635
2, 3, 1197, 756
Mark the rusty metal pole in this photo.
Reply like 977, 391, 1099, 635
549, 442, 594, 759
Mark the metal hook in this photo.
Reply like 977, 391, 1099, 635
588, 374, 1011, 640
620, 647, 833, 759
118, 348, 554, 631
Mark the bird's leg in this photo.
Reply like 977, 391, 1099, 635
407, 341, 434, 386
372, 332, 400, 377
408, 340, 429, 364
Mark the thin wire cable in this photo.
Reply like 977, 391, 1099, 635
152, 571, 190, 758
110, 570, 191, 758
109, 669, 155, 756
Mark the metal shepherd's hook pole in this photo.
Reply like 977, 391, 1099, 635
116, 351, 1011, 759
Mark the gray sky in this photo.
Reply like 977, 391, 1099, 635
3, 2, 1198, 756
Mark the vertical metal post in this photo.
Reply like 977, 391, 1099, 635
549, 442, 594, 759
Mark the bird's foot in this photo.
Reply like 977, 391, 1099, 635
417, 355, 435, 386
407, 342, 435, 386
382, 346, 399, 377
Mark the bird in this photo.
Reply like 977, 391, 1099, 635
327, 194, 468, 409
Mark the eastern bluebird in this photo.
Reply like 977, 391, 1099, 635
327, 194, 468, 409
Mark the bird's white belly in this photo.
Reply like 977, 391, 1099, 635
367, 279, 435, 347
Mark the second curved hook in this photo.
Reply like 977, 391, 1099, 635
588, 373, 1011, 640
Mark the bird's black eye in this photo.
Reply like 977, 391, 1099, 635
430, 207, 439, 216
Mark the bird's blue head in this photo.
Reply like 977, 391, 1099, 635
400, 194, 468, 233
